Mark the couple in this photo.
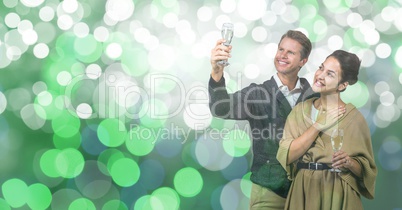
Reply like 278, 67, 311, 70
208, 30, 377, 210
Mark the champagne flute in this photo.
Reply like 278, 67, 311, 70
217, 22, 234, 66
330, 128, 344, 172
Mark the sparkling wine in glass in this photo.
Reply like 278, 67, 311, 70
217, 23, 234, 66
330, 128, 344, 172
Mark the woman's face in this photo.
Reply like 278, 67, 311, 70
312, 56, 346, 94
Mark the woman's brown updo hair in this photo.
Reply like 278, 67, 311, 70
327, 50, 361, 89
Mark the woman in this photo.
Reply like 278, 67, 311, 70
276, 50, 377, 210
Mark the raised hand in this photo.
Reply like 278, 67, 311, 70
210, 39, 232, 82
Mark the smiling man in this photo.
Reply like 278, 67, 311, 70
208, 30, 316, 209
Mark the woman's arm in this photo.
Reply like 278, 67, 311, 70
286, 125, 320, 164
286, 106, 346, 164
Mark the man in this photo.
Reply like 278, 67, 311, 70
208, 30, 316, 209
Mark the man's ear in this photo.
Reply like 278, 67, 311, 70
300, 58, 308, 68
338, 82, 349, 92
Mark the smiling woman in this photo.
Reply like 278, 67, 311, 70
277, 50, 377, 210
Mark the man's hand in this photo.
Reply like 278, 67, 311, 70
210, 39, 232, 82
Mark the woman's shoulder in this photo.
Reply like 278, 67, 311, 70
345, 103, 361, 118
343, 103, 369, 127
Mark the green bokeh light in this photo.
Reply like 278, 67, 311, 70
174, 167, 203, 197
125, 125, 155, 156
110, 158, 140, 187
51, 189, 82, 210
226, 79, 239, 94
152, 187, 180, 210
21, 103, 46, 130
322, 0, 353, 13
69, 198, 96, 210
139, 99, 168, 128
74, 35, 103, 63
51, 110, 81, 138
55, 148, 85, 178
394, 46, 402, 70
45, 35, 79, 89
2, 179, 28, 208
37, 90, 53, 106
209, 117, 227, 130
341, 81, 370, 108
71, 62, 86, 76
343, 28, 369, 49
103, 32, 131, 60
40, 149, 61, 178
34, 91, 62, 120
133, 195, 155, 210
299, 14, 327, 42
150, 0, 180, 22
121, 48, 149, 77
53, 132, 82, 149
54, 32, 76, 58
97, 118, 127, 147
293, 0, 319, 10
240, 172, 252, 198
181, 143, 202, 169
27, 183, 52, 210
149, 74, 179, 94
102, 200, 128, 210
223, 129, 251, 157
97, 149, 124, 175
0, 198, 10, 210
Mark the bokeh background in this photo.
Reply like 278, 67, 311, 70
0, 0, 401, 209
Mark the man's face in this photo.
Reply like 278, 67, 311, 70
274, 37, 307, 76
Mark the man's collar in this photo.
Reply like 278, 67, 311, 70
273, 73, 301, 91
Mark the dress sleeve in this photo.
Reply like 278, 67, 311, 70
339, 109, 377, 199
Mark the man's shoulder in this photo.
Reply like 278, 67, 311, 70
244, 77, 276, 90
261, 77, 277, 88
234, 79, 277, 100
299, 77, 312, 87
